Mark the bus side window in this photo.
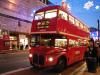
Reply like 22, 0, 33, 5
55, 39, 67, 48
69, 39, 75, 47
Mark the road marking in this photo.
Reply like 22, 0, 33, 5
0, 66, 32, 75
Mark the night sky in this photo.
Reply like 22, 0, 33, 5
49, 0, 100, 28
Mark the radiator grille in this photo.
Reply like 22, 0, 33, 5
33, 54, 45, 65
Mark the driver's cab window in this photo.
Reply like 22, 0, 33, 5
31, 35, 40, 47
55, 39, 67, 48
45, 9, 57, 19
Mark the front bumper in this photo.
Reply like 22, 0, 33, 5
29, 54, 58, 68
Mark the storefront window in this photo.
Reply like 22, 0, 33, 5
4, 41, 10, 46
10, 36, 17, 40
0, 29, 3, 39
2, 30, 9, 35
0, 29, 2, 35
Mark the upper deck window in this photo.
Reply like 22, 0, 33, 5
35, 12, 44, 20
84, 25, 89, 32
45, 9, 57, 19
85, 27, 89, 32
75, 19, 80, 27
58, 10, 68, 20
69, 15, 75, 24
80, 22, 84, 29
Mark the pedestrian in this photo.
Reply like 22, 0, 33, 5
25, 45, 28, 49
84, 38, 98, 73
96, 42, 100, 66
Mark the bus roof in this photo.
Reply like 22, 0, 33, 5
35, 5, 89, 33
36, 5, 60, 13
36, 5, 89, 27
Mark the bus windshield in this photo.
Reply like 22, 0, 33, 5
34, 9, 57, 20
35, 12, 44, 20
45, 9, 57, 19
31, 34, 54, 47
31, 34, 67, 48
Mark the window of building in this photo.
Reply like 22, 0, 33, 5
45, 9, 57, 19
0, 29, 2, 35
2, 30, 9, 35
0, 29, 3, 39
10, 36, 17, 40
35, 12, 44, 20
69, 15, 75, 24
4, 41, 10, 46
39, 0, 47, 4
58, 10, 68, 20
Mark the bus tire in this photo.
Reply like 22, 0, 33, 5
55, 58, 67, 72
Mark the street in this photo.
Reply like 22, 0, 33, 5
0, 51, 30, 74
3, 61, 100, 75
0, 51, 100, 75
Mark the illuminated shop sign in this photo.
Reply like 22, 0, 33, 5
0, 29, 9, 39
90, 31, 98, 37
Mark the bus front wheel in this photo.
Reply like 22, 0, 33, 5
55, 58, 67, 72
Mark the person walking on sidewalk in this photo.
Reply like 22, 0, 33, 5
84, 38, 98, 73
96, 42, 100, 67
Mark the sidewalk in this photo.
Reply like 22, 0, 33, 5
72, 62, 100, 75
77, 68, 100, 75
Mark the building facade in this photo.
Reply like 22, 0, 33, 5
0, 0, 46, 51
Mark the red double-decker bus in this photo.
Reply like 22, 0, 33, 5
29, 5, 89, 71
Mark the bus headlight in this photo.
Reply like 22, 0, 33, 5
29, 54, 33, 58
48, 57, 54, 62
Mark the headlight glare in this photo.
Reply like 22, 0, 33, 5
29, 54, 33, 58
48, 57, 54, 62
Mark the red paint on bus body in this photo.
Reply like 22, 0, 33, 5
29, 5, 89, 69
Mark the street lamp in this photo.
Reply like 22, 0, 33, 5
97, 19, 100, 41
